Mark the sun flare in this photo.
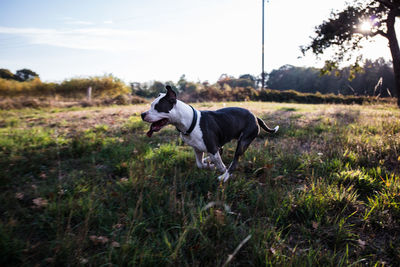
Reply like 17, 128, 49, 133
360, 20, 373, 32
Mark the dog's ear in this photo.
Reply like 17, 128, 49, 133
165, 85, 177, 104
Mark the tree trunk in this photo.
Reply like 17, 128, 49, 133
386, 11, 400, 107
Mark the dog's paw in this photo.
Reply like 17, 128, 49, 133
199, 162, 215, 170
218, 171, 230, 183
202, 157, 215, 170
203, 163, 215, 170
202, 156, 210, 163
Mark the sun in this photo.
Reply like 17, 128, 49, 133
359, 20, 373, 32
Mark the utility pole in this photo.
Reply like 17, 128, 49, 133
261, 0, 267, 90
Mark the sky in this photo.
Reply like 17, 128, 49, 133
0, 0, 396, 84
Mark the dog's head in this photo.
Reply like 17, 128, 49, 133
141, 85, 177, 137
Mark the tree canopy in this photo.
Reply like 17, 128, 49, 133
0, 69, 17, 80
0, 68, 39, 81
15, 69, 39, 81
302, 0, 400, 106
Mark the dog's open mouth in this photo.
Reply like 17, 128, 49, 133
146, 118, 169, 137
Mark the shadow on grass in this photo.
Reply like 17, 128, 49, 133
1, 105, 400, 266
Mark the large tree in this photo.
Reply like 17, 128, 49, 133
15, 69, 39, 81
302, 0, 400, 106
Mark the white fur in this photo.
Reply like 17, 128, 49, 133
143, 93, 169, 122
218, 171, 231, 182
195, 150, 215, 170
144, 97, 208, 153
209, 152, 226, 173
179, 110, 207, 152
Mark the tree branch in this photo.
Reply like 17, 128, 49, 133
377, 0, 395, 9
377, 0, 400, 16
373, 30, 388, 38
352, 28, 387, 39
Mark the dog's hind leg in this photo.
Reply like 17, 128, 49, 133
218, 129, 258, 182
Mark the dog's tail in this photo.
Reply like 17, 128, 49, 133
257, 117, 279, 133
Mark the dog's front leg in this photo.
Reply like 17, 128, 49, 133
194, 149, 214, 170
209, 152, 226, 174
210, 152, 231, 182
207, 151, 231, 182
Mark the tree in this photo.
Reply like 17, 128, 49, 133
148, 81, 166, 97
15, 69, 39, 81
177, 74, 187, 93
0, 68, 17, 80
217, 74, 257, 90
239, 74, 257, 89
0, 68, 39, 81
301, 0, 400, 106
266, 59, 395, 96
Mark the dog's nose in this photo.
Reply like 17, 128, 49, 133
141, 112, 146, 121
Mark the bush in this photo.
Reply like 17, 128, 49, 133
0, 75, 130, 99
176, 85, 392, 105
56, 75, 130, 98
112, 94, 130, 105
0, 77, 52, 97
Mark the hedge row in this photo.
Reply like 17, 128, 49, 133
179, 86, 393, 105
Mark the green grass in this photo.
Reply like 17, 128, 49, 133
1, 102, 400, 266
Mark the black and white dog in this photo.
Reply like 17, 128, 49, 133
141, 86, 279, 182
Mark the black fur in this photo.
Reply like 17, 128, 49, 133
199, 107, 277, 176
199, 107, 259, 154
155, 86, 176, 113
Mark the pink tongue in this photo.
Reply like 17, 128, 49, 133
146, 122, 157, 137
146, 119, 167, 137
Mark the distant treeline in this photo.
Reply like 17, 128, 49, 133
267, 58, 395, 97
132, 58, 395, 100
0, 58, 395, 106
131, 79, 392, 105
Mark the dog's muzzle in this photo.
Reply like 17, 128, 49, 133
141, 112, 146, 121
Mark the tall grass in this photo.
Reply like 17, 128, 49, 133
0, 75, 130, 98
0, 77, 54, 97
0, 102, 399, 265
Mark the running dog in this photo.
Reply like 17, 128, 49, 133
141, 85, 279, 182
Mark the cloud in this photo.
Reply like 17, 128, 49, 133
61, 17, 95, 26
0, 26, 156, 52
66, 20, 94, 26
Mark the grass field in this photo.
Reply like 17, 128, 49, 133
1, 101, 400, 266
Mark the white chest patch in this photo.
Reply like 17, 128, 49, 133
180, 112, 207, 152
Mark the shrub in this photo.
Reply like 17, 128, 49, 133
176, 86, 392, 105
0, 77, 52, 97
56, 75, 130, 98
0, 75, 130, 99
112, 94, 130, 105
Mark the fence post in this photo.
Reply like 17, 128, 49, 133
87, 86, 92, 101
